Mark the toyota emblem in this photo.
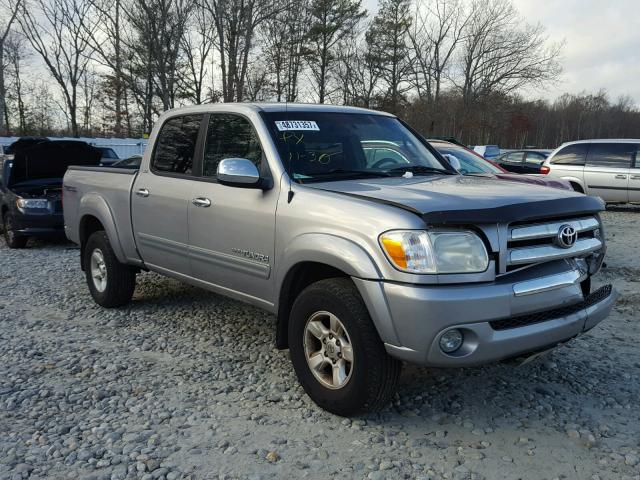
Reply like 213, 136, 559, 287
556, 224, 577, 248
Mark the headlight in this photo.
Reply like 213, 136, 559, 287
16, 198, 49, 209
380, 230, 489, 274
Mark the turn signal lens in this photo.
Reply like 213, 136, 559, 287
379, 231, 436, 273
540, 165, 550, 174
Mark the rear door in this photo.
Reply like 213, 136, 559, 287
187, 112, 279, 304
132, 114, 204, 275
628, 145, 640, 202
583, 143, 633, 202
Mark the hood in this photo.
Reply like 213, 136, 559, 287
9, 140, 101, 185
307, 174, 604, 224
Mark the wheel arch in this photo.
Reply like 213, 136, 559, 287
77, 194, 127, 268
560, 176, 586, 193
274, 234, 383, 350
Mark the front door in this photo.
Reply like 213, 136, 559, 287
188, 113, 279, 304
583, 143, 633, 202
132, 114, 204, 275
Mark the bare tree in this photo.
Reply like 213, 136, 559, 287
457, 0, 562, 105
304, 0, 366, 103
259, 0, 309, 102
179, 2, 214, 104
19, 0, 98, 136
86, 0, 126, 135
4, 30, 29, 133
0, 0, 21, 134
365, 0, 413, 112
335, 33, 381, 107
202, 0, 278, 102
125, 0, 194, 111
409, 0, 468, 103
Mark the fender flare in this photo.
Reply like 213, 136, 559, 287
277, 233, 382, 286
78, 194, 128, 264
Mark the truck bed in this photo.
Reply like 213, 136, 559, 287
63, 166, 142, 265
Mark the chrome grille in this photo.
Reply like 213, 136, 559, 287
506, 216, 602, 269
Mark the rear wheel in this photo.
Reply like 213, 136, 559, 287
2, 213, 28, 249
289, 278, 401, 416
84, 231, 136, 307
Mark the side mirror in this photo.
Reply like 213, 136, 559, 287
217, 158, 261, 187
442, 153, 462, 172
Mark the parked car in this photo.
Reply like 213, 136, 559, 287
113, 154, 142, 168
63, 103, 616, 416
429, 140, 572, 190
495, 149, 552, 174
472, 144, 500, 159
541, 139, 640, 203
1, 140, 101, 248
97, 147, 120, 166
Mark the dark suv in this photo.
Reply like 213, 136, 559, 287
1, 140, 100, 248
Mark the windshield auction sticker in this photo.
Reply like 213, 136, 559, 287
275, 120, 320, 131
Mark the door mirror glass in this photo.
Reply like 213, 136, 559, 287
217, 158, 260, 186
442, 153, 462, 172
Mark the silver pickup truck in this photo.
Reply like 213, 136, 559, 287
63, 104, 617, 416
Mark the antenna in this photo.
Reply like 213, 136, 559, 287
286, 98, 294, 203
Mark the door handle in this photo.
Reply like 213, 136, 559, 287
136, 188, 149, 197
630, 175, 640, 180
192, 197, 211, 208
614, 174, 628, 179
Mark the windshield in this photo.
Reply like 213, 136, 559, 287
262, 112, 453, 182
434, 145, 503, 174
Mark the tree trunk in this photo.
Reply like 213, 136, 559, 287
0, 45, 5, 135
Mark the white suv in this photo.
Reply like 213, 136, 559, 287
541, 139, 640, 203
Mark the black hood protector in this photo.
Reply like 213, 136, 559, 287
421, 195, 605, 224
308, 175, 605, 225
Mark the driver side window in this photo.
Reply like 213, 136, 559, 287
203, 114, 263, 178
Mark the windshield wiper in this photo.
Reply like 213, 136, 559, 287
387, 165, 456, 175
302, 169, 394, 181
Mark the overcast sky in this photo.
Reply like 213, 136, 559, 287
364, 0, 640, 106
513, 0, 640, 105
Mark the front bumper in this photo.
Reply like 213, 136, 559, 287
354, 261, 617, 367
11, 211, 65, 237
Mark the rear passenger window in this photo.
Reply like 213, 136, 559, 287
526, 152, 547, 165
504, 152, 524, 163
202, 114, 263, 177
551, 144, 588, 165
586, 143, 634, 168
152, 115, 203, 175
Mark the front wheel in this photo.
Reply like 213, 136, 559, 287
84, 231, 136, 307
289, 278, 401, 416
3, 213, 28, 249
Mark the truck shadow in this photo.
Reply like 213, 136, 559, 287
119, 272, 637, 442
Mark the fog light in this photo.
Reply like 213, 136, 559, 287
440, 329, 463, 353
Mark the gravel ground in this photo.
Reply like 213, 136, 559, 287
1, 209, 639, 480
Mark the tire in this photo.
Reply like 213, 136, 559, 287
288, 277, 401, 416
3, 213, 28, 249
84, 230, 136, 307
